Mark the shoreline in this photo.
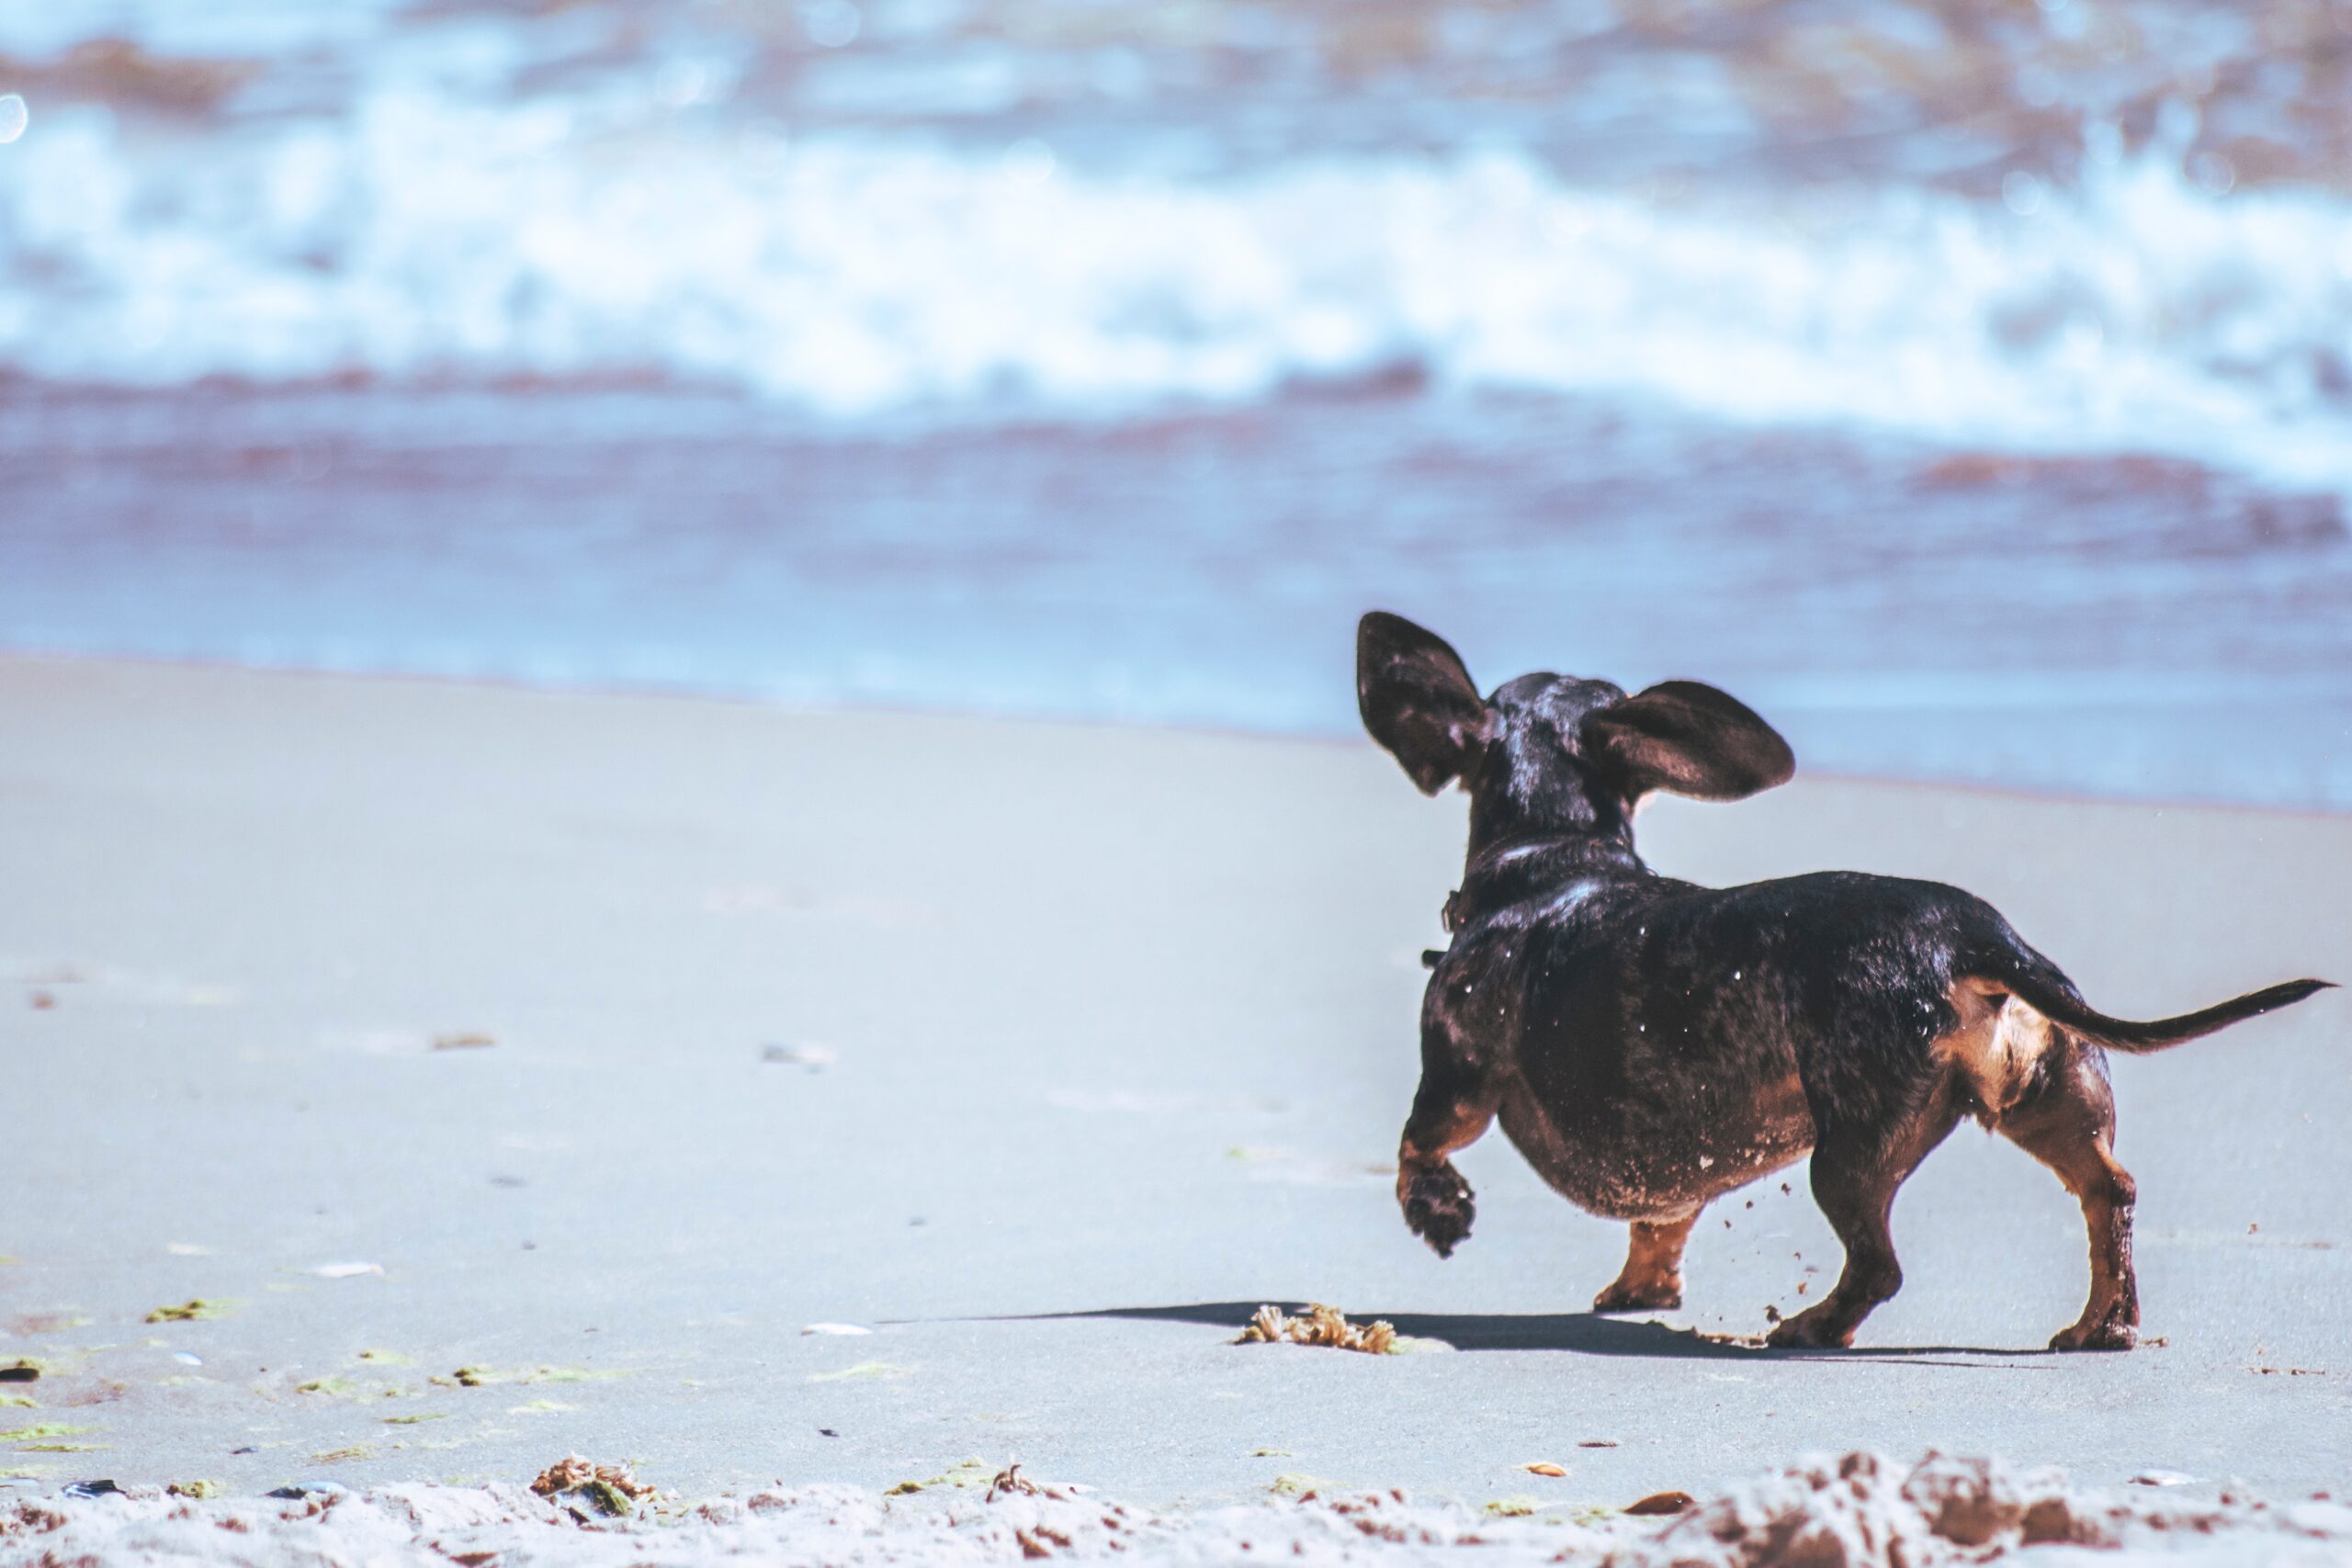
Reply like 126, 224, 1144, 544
8, 381, 2348, 816
1, 649, 2341, 823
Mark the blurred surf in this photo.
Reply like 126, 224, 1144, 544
5, 116, 2350, 491
3, 0, 2350, 487
0, 0, 2346, 805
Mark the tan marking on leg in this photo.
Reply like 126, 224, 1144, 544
1398, 1097, 1492, 1168
1396, 1089, 1495, 1259
1594, 1214, 1698, 1312
1996, 1046, 2140, 1350
1934, 979, 2060, 1121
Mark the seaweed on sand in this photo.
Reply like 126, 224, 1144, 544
145, 1300, 231, 1324
1232, 1303, 1408, 1354
531, 1456, 659, 1518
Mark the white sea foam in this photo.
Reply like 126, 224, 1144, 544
1, 79, 2349, 489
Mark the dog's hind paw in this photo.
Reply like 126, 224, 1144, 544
1400, 1162, 1476, 1258
2048, 1318, 2137, 1352
1764, 1307, 1856, 1349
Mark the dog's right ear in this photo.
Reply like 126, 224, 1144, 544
1358, 612, 1494, 795
1580, 680, 1793, 803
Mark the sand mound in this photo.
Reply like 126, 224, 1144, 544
6, 1452, 2350, 1566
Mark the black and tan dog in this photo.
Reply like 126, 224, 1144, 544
1359, 611, 2331, 1351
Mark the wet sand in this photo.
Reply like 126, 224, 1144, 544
1, 657, 2346, 1513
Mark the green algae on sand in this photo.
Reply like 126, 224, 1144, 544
1, 1424, 92, 1444
885, 1459, 998, 1495
167, 1480, 220, 1499
1269, 1473, 1344, 1498
581, 1478, 637, 1516
809, 1361, 908, 1383
146, 1300, 232, 1324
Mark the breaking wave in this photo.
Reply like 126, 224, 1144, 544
3, 62, 2351, 490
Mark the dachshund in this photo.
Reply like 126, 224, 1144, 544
1359, 610, 2332, 1349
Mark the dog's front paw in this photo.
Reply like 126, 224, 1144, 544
1399, 1162, 1476, 1258
1593, 1276, 1682, 1313
2048, 1317, 2137, 1353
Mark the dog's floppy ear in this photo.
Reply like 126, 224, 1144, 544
1581, 681, 1793, 802
1358, 612, 1494, 795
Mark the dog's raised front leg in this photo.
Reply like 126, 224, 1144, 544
1396, 1045, 1498, 1259
1593, 1213, 1699, 1312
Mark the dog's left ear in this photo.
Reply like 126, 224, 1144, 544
1358, 612, 1495, 795
1581, 681, 1793, 802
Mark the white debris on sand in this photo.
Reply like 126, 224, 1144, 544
5, 1453, 2350, 1567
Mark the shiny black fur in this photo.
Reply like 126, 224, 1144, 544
1361, 611, 2333, 1350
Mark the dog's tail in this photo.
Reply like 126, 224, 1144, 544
1978, 950, 2334, 1055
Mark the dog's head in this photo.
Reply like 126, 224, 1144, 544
1356, 611, 1792, 842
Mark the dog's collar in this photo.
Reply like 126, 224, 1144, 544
1444, 832, 1640, 931
1460, 830, 1624, 882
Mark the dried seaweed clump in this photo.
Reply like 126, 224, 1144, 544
531, 1456, 660, 1517
1234, 1303, 1396, 1355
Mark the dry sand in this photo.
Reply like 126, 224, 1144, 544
0, 657, 2346, 1551
9, 1451, 2352, 1566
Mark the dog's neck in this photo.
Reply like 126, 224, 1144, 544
1443, 734, 1651, 926
1450, 818, 1651, 932
1464, 738, 1634, 854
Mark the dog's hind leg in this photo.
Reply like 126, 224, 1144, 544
1593, 1213, 1699, 1312
1996, 1042, 2139, 1351
1767, 1094, 1962, 1348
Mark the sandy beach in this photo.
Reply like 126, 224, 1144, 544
7, 0, 2351, 1556
2, 657, 2346, 1548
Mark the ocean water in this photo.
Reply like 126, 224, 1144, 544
0, 0, 2347, 806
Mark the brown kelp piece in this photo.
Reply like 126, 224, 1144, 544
986, 1462, 1042, 1502
1233, 1303, 1396, 1355
530, 1455, 658, 1517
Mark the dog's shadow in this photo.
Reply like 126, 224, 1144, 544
1017, 1302, 2048, 1368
